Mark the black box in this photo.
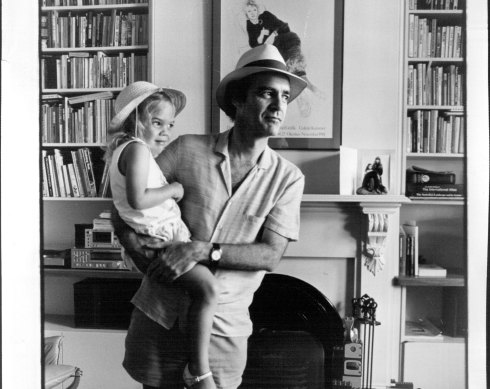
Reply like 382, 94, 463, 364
74, 278, 142, 329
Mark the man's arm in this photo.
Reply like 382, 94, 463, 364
146, 228, 289, 282
111, 205, 158, 273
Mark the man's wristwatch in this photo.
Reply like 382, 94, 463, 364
209, 243, 222, 266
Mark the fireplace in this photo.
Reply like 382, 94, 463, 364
73, 273, 346, 388
241, 273, 345, 388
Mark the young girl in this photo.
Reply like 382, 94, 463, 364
106, 81, 217, 389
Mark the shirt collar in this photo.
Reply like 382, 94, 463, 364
215, 129, 273, 170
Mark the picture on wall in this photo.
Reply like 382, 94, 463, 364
213, 0, 343, 149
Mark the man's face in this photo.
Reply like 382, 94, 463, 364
234, 73, 290, 138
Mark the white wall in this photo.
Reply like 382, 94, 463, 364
1, 4, 42, 389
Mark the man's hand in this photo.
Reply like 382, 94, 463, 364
146, 241, 209, 282
112, 205, 159, 273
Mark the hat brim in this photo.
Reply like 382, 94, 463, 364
108, 87, 186, 134
216, 66, 307, 114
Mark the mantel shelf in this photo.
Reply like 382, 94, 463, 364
43, 195, 410, 205
301, 194, 409, 207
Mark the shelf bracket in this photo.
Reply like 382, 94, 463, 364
360, 202, 401, 276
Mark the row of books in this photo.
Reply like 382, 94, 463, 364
408, 0, 460, 10
408, 17, 462, 58
43, 1, 146, 6
41, 52, 147, 89
406, 110, 464, 154
399, 222, 448, 277
407, 64, 463, 106
42, 94, 115, 144
41, 11, 148, 49
43, 148, 101, 198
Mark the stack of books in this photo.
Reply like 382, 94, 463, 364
93, 210, 114, 232
399, 222, 448, 278
406, 165, 464, 199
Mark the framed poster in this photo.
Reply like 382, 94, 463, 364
212, 0, 344, 149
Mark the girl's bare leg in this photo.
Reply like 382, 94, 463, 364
176, 264, 218, 389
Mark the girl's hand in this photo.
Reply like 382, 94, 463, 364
170, 182, 184, 202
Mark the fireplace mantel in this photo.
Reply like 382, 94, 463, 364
301, 194, 409, 206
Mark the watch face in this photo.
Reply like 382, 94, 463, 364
211, 249, 221, 261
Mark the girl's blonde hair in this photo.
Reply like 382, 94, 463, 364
104, 92, 173, 162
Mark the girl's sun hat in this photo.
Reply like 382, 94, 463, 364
108, 81, 186, 134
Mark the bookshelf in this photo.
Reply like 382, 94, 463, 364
40, 1, 150, 200
398, 1, 467, 387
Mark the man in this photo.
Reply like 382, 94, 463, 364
114, 44, 307, 389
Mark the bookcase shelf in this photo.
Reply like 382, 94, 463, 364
43, 197, 112, 201
406, 198, 464, 205
42, 3, 149, 12
406, 105, 464, 110
394, 274, 465, 287
408, 10, 463, 16
43, 143, 106, 147
44, 267, 141, 279
407, 57, 464, 63
399, 2, 467, 385
406, 152, 464, 158
42, 88, 124, 94
42, 45, 149, 53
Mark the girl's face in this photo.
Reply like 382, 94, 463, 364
246, 5, 259, 22
139, 100, 176, 157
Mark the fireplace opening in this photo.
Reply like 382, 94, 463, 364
242, 273, 345, 388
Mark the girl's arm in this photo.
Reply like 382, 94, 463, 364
122, 142, 183, 210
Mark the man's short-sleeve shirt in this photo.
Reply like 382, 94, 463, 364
131, 130, 304, 337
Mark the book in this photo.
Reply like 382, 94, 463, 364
41, 150, 49, 197
70, 150, 87, 197
418, 263, 447, 277
67, 163, 81, 198
406, 183, 464, 199
405, 318, 443, 338
53, 149, 67, 197
97, 160, 111, 198
406, 166, 456, 184
403, 221, 419, 276
399, 226, 407, 276
81, 148, 98, 196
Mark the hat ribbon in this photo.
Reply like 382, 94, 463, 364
243, 59, 287, 71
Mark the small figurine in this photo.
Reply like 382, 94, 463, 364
356, 156, 388, 195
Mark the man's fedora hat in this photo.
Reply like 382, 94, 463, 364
109, 81, 186, 134
216, 44, 307, 114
